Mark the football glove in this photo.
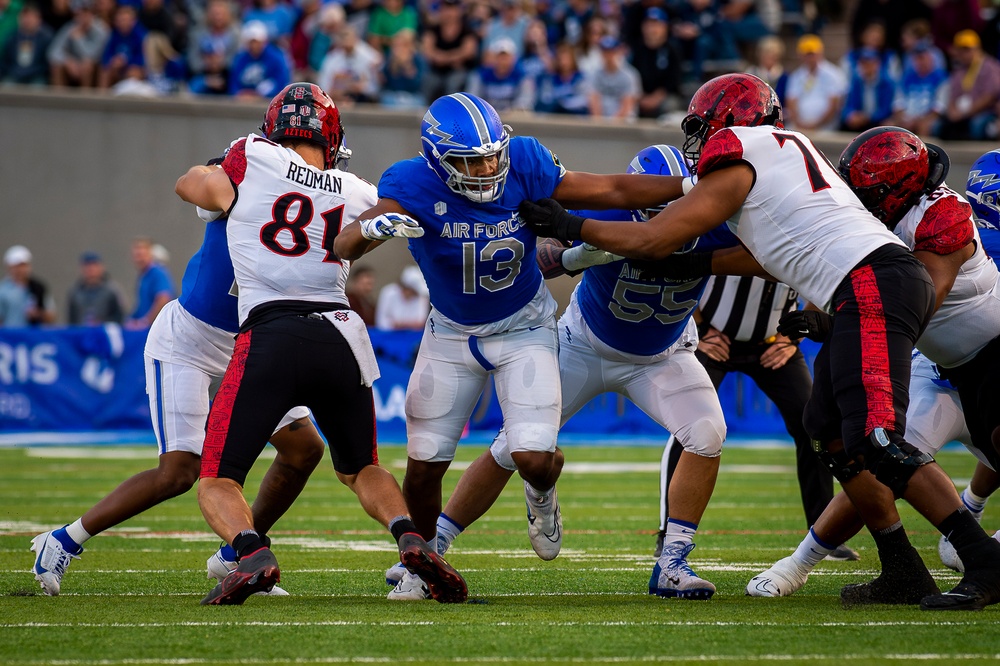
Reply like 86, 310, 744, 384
777, 310, 833, 342
359, 213, 424, 241
634, 252, 713, 280
561, 243, 622, 273
518, 198, 585, 242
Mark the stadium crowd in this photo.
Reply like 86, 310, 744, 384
2, 0, 1000, 136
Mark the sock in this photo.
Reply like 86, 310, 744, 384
52, 524, 85, 554
938, 508, 998, 570
64, 519, 92, 547
435, 512, 464, 556
870, 521, 924, 574
663, 518, 697, 549
961, 486, 989, 515
232, 530, 266, 559
526, 481, 552, 501
791, 527, 834, 569
388, 516, 418, 544
219, 543, 238, 562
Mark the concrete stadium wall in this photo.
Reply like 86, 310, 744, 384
0, 87, 993, 323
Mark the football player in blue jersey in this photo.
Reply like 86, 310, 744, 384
29, 152, 336, 597
384, 144, 743, 600
335, 94, 692, 599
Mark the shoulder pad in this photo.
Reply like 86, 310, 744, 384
698, 129, 745, 178
913, 192, 975, 255
222, 138, 249, 186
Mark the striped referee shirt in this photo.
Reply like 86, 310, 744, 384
699, 276, 799, 343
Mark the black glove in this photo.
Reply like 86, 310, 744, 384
518, 198, 585, 242
206, 154, 227, 167
633, 252, 713, 281
777, 310, 833, 342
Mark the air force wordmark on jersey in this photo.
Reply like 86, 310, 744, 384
438, 214, 522, 239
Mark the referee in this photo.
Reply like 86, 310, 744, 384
656, 275, 857, 560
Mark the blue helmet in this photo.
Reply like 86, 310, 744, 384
967, 149, 1000, 231
420, 93, 511, 203
627, 144, 691, 221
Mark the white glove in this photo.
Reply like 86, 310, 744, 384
359, 213, 424, 241
681, 175, 697, 195
196, 206, 224, 222
561, 243, 622, 272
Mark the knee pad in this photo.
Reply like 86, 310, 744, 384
505, 421, 558, 455
866, 428, 934, 496
813, 438, 865, 483
675, 417, 726, 458
489, 430, 518, 472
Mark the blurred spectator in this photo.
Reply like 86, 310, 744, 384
927, 0, 983, 58
551, 0, 593, 46
366, 0, 417, 54
41, 0, 73, 33
483, 0, 530, 58
346, 264, 377, 326
519, 18, 552, 83
379, 28, 424, 108
0, 245, 55, 327
140, 0, 186, 94
375, 265, 429, 331
784, 34, 845, 131
629, 6, 682, 119
467, 36, 534, 111
0, 2, 51, 84
91, 0, 111, 27
535, 40, 588, 114
0, 0, 24, 53
587, 35, 639, 119
243, 0, 297, 49
307, 2, 344, 75
840, 47, 895, 132
890, 39, 946, 137
187, 36, 228, 93
126, 236, 174, 329
937, 30, 1000, 141
47, 0, 108, 88
288, 0, 320, 77
841, 19, 899, 83
745, 34, 787, 105
420, 0, 477, 102
186, 0, 238, 82
670, 0, 723, 83
900, 18, 944, 77
850, 0, 930, 54
98, 3, 146, 88
67, 251, 126, 325
575, 14, 607, 77
716, 0, 774, 59
317, 22, 381, 104
227, 19, 289, 99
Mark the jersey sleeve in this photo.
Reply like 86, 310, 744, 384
913, 195, 975, 255
513, 136, 567, 199
377, 161, 409, 202
697, 128, 745, 178
222, 137, 249, 186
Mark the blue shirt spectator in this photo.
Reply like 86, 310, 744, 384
467, 37, 534, 111
243, 0, 297, 45
891, 40, 947, 137
127, 237, 174, 329
841, 48, 896, 132
0, 3, 52, 84
99, 3, 145, 88
536, 42, 589, 114
228, 20, 290, 99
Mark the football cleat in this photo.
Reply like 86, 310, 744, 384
386, 571, 432, 601
746, 556, 810, 597
30, 529, 84, 596
201, 547, 281, 605
385, 561, 407, 587
206, 546, 288, 596
525, 480, 562, 561
826, 543, 861, 561
920, 566, 1000, 611
841, 568, 939, 607
648, 541, 716, 600
938, 510, 983, 573
398, 533, 467, 604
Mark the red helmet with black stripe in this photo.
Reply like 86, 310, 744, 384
260, 82, 344, 170
681, 73, 782, 169
838, 126, 949, 228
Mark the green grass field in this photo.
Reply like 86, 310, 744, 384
1, 442, 997, 665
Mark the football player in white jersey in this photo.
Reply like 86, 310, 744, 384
29, 165, 326, 598
518, 74, 1000, 610
175, 82, 467, 605
334, 93, 692, 600
747, 128, 1000, 599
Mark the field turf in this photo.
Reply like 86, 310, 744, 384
0, 442, 997, 665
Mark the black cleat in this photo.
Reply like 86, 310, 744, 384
921, 568, 1000, 611
841, 568, 939, 607
826, 543, 860, 561
398, 533, 468, 604
201, 547, 280, 606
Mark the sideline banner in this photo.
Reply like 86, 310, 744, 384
0, 327, 818, 442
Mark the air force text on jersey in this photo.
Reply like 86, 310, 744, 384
438, 212, 522, 239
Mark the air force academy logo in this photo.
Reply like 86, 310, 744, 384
435, 201, 447, 216
423, 112, 462, 148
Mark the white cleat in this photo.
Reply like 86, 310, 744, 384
648, 541, 716, 600
746, 555, 810, 597
525, 480, 562, 561
30, 530, 83, 596
385, 561, 407, 586
386, 571, 431, 601
207, 547, 289, 596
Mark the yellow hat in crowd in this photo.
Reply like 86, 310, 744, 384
954, 29, 981, 50
797, 34, 824, 55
